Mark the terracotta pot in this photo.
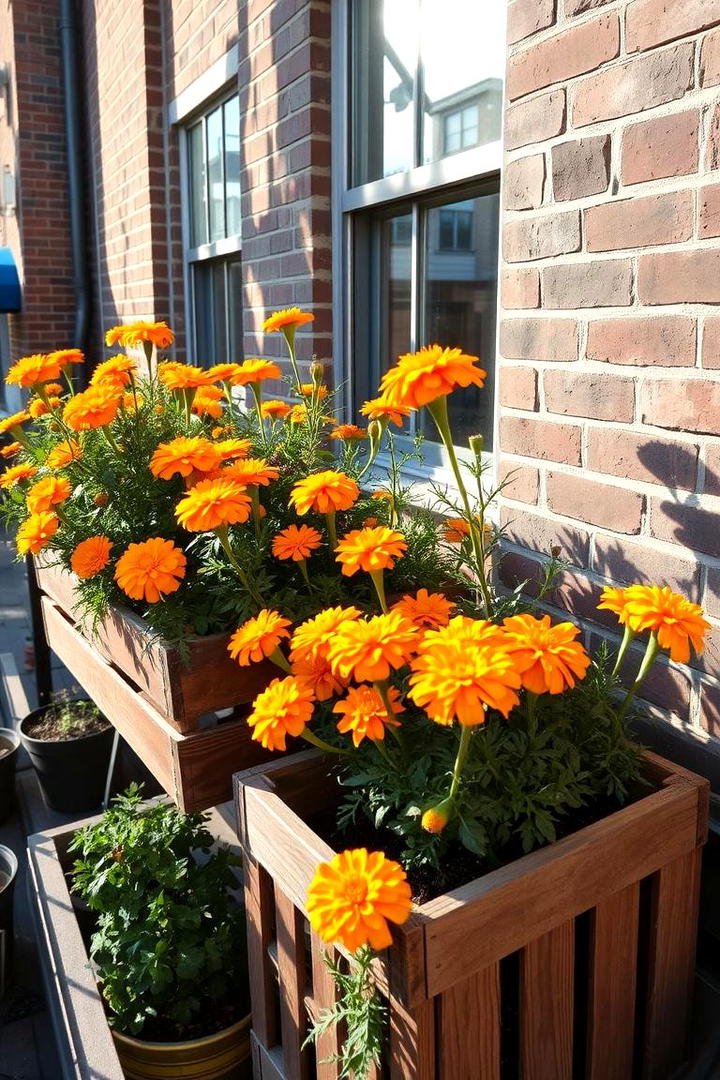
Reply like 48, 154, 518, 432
112, 1015, 252, 1080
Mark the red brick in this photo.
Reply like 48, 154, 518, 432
507, 0, 556, 45
704, 444, 720, 496
500, 317, 579, 361
498, 549, 545, 595
705, 568, 720, 618
500, 415, 582, 464
586, 316, 696, 367
593, 536, 701, 598
639, 250, 720, 306
503, 209, 580, 262
700, 27, 720, 87
565, 0, 613, 14
626, 0, 720, 53
584, 191, 693, 252
699, 186, 720, 239
650, 498, 720, 557
572, 43, 694, 127
551, 136, 610, 202
542, 260, 633, 308
500, 505, 591, 567
507, 13, 619, 100
505, 154, 545, 211
621, 110, 699, 185
549, 568, 609, 624
499, 366, 539, 410
630, 653, 691, 721
703, 319, 720, 369
587, 427, 699, 489
546, 471, 644, 533
545, 370, 635, 422
499, 461, 540, 504
505, 90, 566, 151
641, 379, 720, 435
699, 682, 720, 736
502, 267, 541, 310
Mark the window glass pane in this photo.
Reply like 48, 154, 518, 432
381, 211, 412, 375
193, 260, 229, 367
188, 121, 207, 247
212, 262, 228, 364
207, 105, 225, 242
421, 0, 504, 165
353, 0, 419, 185
420, 190, 499, 451
224, 96, 241, 237
228, 259, 244, 363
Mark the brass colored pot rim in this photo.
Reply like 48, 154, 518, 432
112, 1013, 251, 1052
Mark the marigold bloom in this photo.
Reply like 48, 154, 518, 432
327, 611, 419, 683
222, 457, 280, 487
16, 511, 59, 555
371, 490, 393, 505
290, 470, 359, 516
291, 652, 347, 702
26, 474, 71, 513
262, 307, 314, 334
421, 615, 508, 652
206, 363, 244, 384
272, 524, 323, 562
299, 383, 329, 400
47, 349, 84, 368
620, 585, 710, 664
6, 353, 62, 387
157, 361, 213, 391
105, 321, 174, 349
392, 589, 455, 630
288, 403, 308, 425
333, 685, 403, 747
329, 424, 367, 441
360, 397, 411, 428
114, 537, 186, 603
175, 477, 252, 532
0, 412, 29, 436
379, 345, 486, 410
90, 355, 136, 389
63, 385, 122, 430
233, 358, 283, 385
43, 383, 64, 397
228, 609, 292, 666
70, 536, 112, 578
443, 517, 471, 543
29, 397, 61, 418
335, 526, 407, 577
0, 442, 21, 459
502, 614, 591, 695
261, 399, 292, 420
597, 586, 630, 622
214, 438, 251, 461
0, 463, 38, 489
247, 675, 315, 751
290, 606, 362, 664
149, 437, 222, 481
46, 440, 82, 469
192, 385, 224, 419
307, 849, 412, 954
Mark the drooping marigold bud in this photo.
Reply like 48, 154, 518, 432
421, 798, 453, 834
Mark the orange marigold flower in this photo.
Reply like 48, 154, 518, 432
222, 457, 280, 487
46, 440, 82, 469
228, 609, 292, 666
122, 392, 144, 411
90, 355, 137, 389
114, 537, 186, 603
307, 849, 412, 954
421, 805, 450, 834
206, 363, 244, 384
379, 344, 486, 410
192, 385, 224, 419
329, 424, 367, 441
0, 442, 21, 459
620, 585, 710, 664
442, 518, 470, 543
233, 358, 283, 385
247, 675, 315, 751
43, 383, 64, 396
327, 611, 419, 683
290, 606, 362, 664
299, 383, 329, 400
26, 474, 71, 513
175, 477, 252, 532
29, 397, 61, 418
371, 489, 393, 504
149, 437, 222, 481
105, 321, 174, 349
157, 361, 213, 390
16, 511, 59, 555
70, 536, 112, 578
335, 526, 407, 577
0, 463, 38, 489
290, 470, 359, 516
272, 524, 323, 562
47, 349, 83, 368
0, 412, 30, 436
597, 586, 630, 622
288, 403, 308, 424
6, 353, 62, 387
363, 517, 379, 528
261, 399, 292, 420
392, 589, 455, 630
214, 438, 251, 461
333, 684, 403, 747
502, 614, 591, 695
63, 385, 122, 430
262, 307, 314, 334
291, 652, 347, 702
360, 397, 411, 428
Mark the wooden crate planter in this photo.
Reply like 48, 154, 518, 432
235, 751, 709, 1080
34, 558, 275, 811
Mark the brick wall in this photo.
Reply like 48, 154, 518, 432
499, 0, 720, 741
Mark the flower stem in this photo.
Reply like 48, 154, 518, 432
269, 646, 292, 673
611, 623, 635, 679
215, 526, 265, 607
100, 425, 123, 455
282, 327, 303, 393
302, 729, 350, 755
326, 510, 337, 550
370, 569, 388, 613
526, 691, 538, 739
448, 725, 473, 802
298, 558, 312, 589
617, 632, 660, 725
250, 383, 268, 451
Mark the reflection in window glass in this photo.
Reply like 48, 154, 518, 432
382, 212, 412, 368
188, 121, 207, 247
224, 97, 241, 237
207, 106, 225, 242
192, 258, 242, 368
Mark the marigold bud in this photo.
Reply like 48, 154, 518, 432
310, 359, 325, 387
367, 419, 382, 443
421, 801, 451, 834
94, 492, 109, 507
468, 433, 484, 458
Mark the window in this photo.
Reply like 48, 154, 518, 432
184, 93, 242, 367
335, 0, 505, 466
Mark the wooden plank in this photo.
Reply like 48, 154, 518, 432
437, 965, 501, 1080
586, 883, 640, 1080
244, 856, 278, 1050
520, 920, 574, 1080
251, 1033, 287, 1080
644, 749, 710, 845
172, 715, 274, 812
642, 847, 702, 1080
388, 997, 435, 1080
423, 777, 701, 997
274, 887, 310, 1080
0, 650, 31, 723
310, 935, 342, 1080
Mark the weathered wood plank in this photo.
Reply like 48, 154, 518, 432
0, 651, 31, 723
310, 935, 342, 1080
388, 997, 435, 1080
520, 920, 574, 1080
244, 856, 278, 1049
274, 887, 310, 1080
437, 965, 501, 1080
586, 883, 640, 1080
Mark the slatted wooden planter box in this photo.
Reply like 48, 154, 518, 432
34, 558, 276, 811
235, 750, 708, 1080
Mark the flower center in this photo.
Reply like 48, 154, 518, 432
343, 876, 368, 904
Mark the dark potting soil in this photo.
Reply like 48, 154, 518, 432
0, 737, 14, 761
24, 707, 110, 742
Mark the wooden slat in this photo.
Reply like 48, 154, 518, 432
437, 965, 501, 1080
520, 920, 574, 1080
171, 715, 275, 811
642, 847, 702, 1080
388, 997, 435, 1080
310, 935, 342, 1080
244, 856, 278, 1049
586, 883, 640, 1080
251, 1033, 287, 1080
274, 887, 311, 1080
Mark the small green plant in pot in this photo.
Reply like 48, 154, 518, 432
69, 785, 251, 1080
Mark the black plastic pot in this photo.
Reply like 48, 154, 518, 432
19, 703, 114, 813
0, 727, 20, 824
0, 844, 18, 994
